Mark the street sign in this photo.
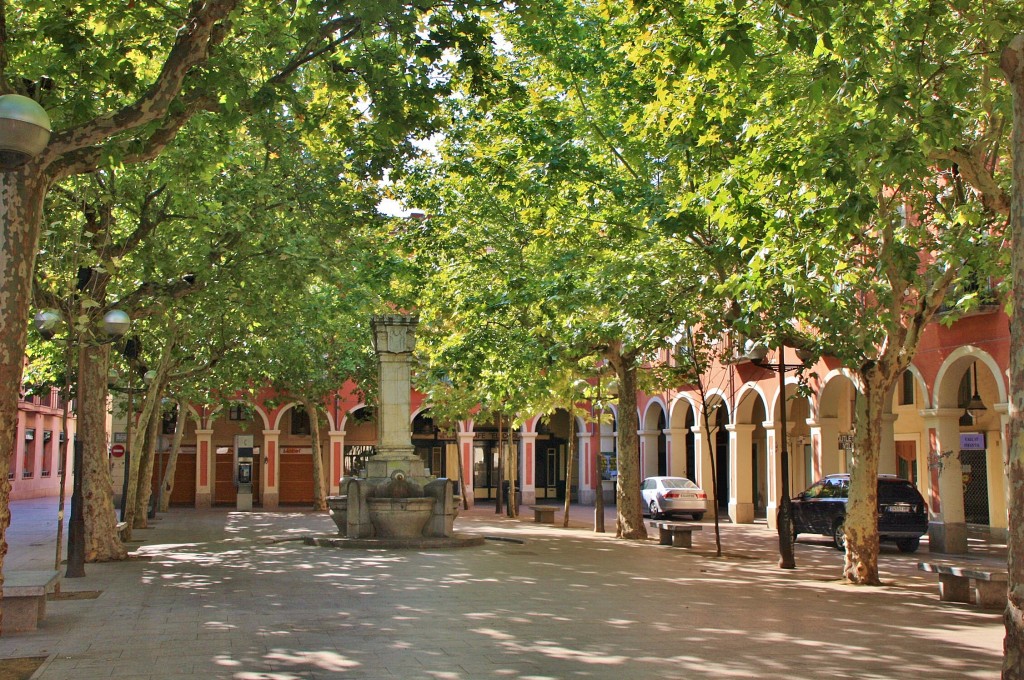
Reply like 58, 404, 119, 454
111, 444, 125, 458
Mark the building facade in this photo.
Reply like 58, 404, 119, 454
91, 305, 1011, 549
11, 386, 75, 501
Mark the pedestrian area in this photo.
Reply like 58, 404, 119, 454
0, 499, 1007, 679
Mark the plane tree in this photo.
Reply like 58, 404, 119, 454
0, 0, 515, 583
609, 0, 1018, 586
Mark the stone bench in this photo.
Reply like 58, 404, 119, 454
918, 562, 1008, 609
649, 521, 702, 548
2, 570, 61, 633
528, 505, 556, 524
116, 521, 128, 540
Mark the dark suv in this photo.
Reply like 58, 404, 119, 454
791, 474, 928, 552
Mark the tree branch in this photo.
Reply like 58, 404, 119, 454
41, 0, 236, 165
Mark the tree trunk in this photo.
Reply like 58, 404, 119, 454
0, 168, 49, 615
843, 365, 888, 585
158, 400, 186, 512
78, 343, 127, 562
133, 400, 161, 528
123, 353, 173, 536
495, 413, 505, 515
608, 343, 646, 540
306, 401, 327, 511
1001, 32, 1024, 679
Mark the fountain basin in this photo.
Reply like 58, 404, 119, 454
326, 496, 348, 533
367, 496, 434, 537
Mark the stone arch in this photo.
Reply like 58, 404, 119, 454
668, 395, 697, 480
817, 370, 861, 477
932, 346, 1006, 529
733, 383, 770, 521
934, 346, 1006, 409
641, 398, 668, 477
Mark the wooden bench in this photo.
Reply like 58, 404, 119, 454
528, 506, 556, 524
649, 521, 702, 548
918, 562, 1008, 609
2, 570, 61, 633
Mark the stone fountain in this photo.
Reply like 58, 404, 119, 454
317, 315, 480, 548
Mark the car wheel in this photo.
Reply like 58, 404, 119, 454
895, 537, 920, 553
691, 512, 704, 521
649, 500, 660, 520
832, 519, 846, 551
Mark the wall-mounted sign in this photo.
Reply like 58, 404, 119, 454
960, 433, 986, 450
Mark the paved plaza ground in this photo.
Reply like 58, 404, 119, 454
0, 497, 1008, 679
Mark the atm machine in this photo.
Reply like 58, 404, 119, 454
235, 434, 254, 511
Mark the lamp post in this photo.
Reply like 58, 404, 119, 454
747, 341, 811, 570
34, 307, 131, 578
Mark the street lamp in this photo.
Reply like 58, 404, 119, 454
750, 343, 811, 570
34, 307, 131, 579
0, 93, 51, 169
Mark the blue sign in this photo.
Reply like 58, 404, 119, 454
960, 433, 986, 450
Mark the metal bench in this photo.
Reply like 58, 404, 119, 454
2, 570, 61, 633
649, 521, 702, 548
918, 562, 1008, 608
528, 506, 556, 524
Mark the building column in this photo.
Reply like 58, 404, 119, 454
520, 431, 537, 506
262, 429, 281, 510
763, 422, 781, 530
588, 422, 607, 505
989, 402, 1010, 537
328, 430, 346, 495
659, 430, 675, 477
727, 423, 756, 524
457, 431, 475, 508
194, 429, 214, 509
577, 429, 594, 504
690, 424, 715, 514
638, 429, 660, 477
811, 417, 842, 477
921, 408, 967, 554
879, 414, 898, 475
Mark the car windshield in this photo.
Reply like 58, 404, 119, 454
660, 478, 698, 489
878, 479, 921, 502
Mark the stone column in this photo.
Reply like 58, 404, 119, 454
690, 424, 715, 515
577, 429, 591, 504
194, 429, 214, 509
457, 430, 476, 508
520, 431, 538, 505
262, 429, 280, 510
727, 423, 756, 523
638, 429, 660, 477
879, 414, 898, 475
921, 408, 967, 554
991, 402, 1010, 538
328, 430, 346, 496
367, 315, 425, 479
812, 417, 841, 477
763, 422, 781, 529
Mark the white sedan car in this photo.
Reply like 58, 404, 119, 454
641, 476, 707, 520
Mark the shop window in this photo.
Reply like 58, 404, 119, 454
291, 409, 311, 435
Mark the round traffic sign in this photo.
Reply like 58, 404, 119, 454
111, 444, 125, 458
